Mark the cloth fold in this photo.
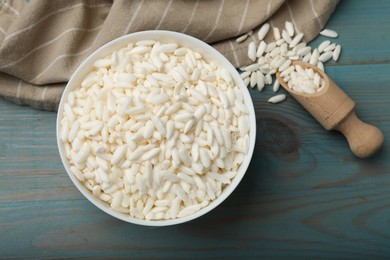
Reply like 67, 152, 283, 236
0, 0, 339, 111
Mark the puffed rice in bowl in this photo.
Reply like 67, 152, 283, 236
56, 31, 256, 226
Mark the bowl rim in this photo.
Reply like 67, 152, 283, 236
56, 30, 256, 226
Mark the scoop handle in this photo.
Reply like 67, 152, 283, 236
335, 111, 384, 158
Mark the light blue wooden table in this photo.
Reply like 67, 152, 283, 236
1, 0, 390, 258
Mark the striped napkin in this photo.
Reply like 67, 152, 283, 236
0, 0, 339, 111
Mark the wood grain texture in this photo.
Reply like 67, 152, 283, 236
277, 60, 384, 158
1, 0, 390, 258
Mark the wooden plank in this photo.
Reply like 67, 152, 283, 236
1, 62, 390, 258
309, 0, 390, 66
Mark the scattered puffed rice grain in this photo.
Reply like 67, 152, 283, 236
273, 79, 280, 92
282, 29, 292, 43
309, 49, 319, 65
289, 33, 303, 48
318, 40, 331, 53
250, 71, 257, 88
256, 41, 267, 58
317, 61, 325, 71
324, 43, 337, 52
278, 59, 292, 72
248, 42, 257, 62
302, 52, 311, 63
265, 42, 277, 53
268, 94, 286, 104
273, 27, 281, 40
244, 63, 260, 72
243, 77, 250, 87
236, 34, 248, 43
285, 21, 295, 36
319, 51, 333, 63
257, 23, 270, 41
256, 71, 265, 91
240, 71, 251, 79
333, 45, 341, 61
320, 28, 338, 38
297, 46, 311, 56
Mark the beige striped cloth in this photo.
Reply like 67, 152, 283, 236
0, 0, 339, 111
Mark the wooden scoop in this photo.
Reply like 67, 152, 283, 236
276, 60, 384, 158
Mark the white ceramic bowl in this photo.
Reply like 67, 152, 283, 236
56, 30, 256, 226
